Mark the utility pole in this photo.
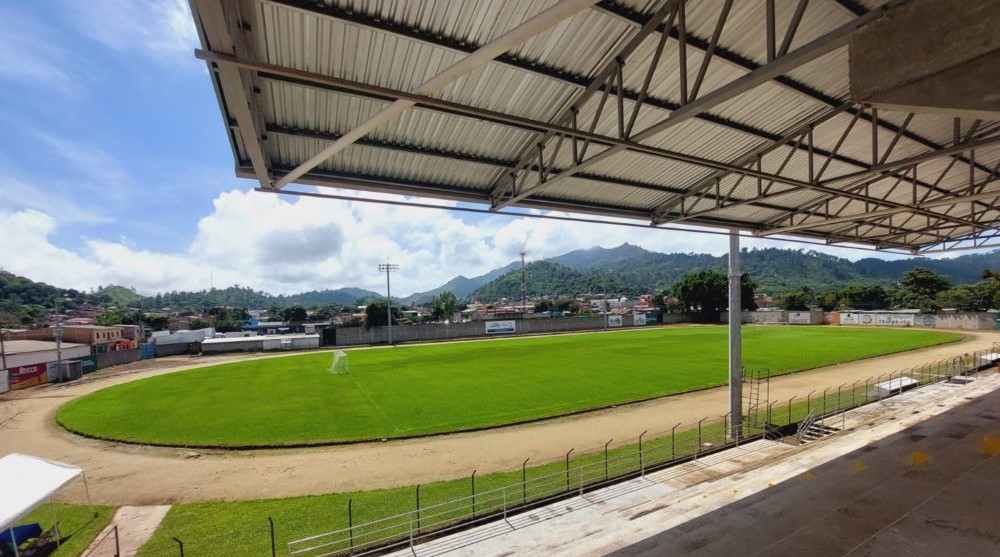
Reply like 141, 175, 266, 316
0, 321, 7, 370
603, 270, 609, 330
520, 251, 527, 319
54, 295, 67, 382
379, 263, 399, 345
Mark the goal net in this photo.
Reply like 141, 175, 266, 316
330, 350, 349, 375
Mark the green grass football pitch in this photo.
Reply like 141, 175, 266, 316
57, 326, 960, 447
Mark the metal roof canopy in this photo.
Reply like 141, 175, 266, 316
190, 0, 1000, 254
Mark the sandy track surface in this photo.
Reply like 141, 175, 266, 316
1, 330, 996, 505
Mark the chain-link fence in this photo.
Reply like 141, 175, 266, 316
137, 343, 999, 557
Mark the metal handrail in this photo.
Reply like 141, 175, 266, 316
796, 409, 817, 444
287, 344, 1000, 557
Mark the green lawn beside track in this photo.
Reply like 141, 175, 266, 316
57, 326, 960, 447
15, 503, 114, 557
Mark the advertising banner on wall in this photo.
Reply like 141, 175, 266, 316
485, 320, 516, 334
788, 312, 812, 324
7, 362, 48, 390
608, 315, 623, 327
633, 313, 646, 326
78, 355, 99, 374
840, 312, 916, 326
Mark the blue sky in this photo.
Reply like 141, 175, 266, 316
1, 0, 946, 297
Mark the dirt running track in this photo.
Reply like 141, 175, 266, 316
1, 330, 997, 505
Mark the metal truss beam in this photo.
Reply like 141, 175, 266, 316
260, 123, 841, 221
821, 133, 1000, 185
246, 166, 917, 250
198, 51, 828, 191
270, 0, 599, 189
491, 1, 908, 210
487, 0, 680, 203
659, 125, 1000, 227
757, 187, 1000, 237
262, 0, 979, 211
192, 0, 272, 189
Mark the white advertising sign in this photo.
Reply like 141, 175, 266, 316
840, 312, 915, 326
788, 312, 811, 325
607, 315, 623, 327
633, 313, 646, 326
485, 320, 516, 334
874, 313, 914, 326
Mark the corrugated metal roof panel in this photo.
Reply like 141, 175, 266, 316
196, 0, 1000, 252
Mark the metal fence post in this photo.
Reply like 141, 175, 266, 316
471, 470, 476, 518
768, 401, 777, 427
565, 449, 574, 490
522, 458, 529, 505
173, 537, 184, 557
697, 418, 706, 458
822, 387, 831, 415
638, 431, 647, 476
416, 485, 421, 535
604, 439, 613, 480
113, 525, 119, 557
787, 395, 796, 424
671, 422, 680, 460
348, 499, 354, 554
268, 517, 276, 557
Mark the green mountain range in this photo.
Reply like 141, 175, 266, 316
3, 246, 999, 323
470, 245, 1000, 301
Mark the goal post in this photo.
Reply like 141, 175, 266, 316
330, 350, 349, 375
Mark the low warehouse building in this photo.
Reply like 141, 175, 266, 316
1, 340, 90, 391
201, 334, 320, 354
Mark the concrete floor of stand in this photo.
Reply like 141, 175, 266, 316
386, 373, 1000, 557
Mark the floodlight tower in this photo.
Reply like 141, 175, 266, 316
520, 251, 527, 319
379, 263, 400, 344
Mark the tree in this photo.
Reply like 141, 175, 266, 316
816, 291, 839, 312
900, 267, 952, 297
838, 284, 890, 310
96, 311, 125, 326
534, 299, 553, 313
551, 297, 580, 314
672, 270, 756, 321
282, 305, 308, 322
190, 318, 214, 330
777, 291, 811, 311
314, 304, 343, 320
364, 299, 401, 329
430, 291, 459, 321
894, 267, 951, 313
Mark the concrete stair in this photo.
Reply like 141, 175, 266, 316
798, 422, 839, 444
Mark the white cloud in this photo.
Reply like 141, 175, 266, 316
1, 188, 950, 298
58, 0, 199, 69
0, 6, 74, 94
0, 176, 111, 225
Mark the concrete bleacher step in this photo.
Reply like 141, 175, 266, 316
800, 423, 839, 444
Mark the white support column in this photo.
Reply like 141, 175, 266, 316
728, 230, 743, 438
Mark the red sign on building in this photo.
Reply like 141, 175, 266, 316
8, 362, 48, 390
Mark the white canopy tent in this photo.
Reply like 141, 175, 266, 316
0, 453, 90, 557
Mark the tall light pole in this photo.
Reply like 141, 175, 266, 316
379, 263, 399, 345
603, 270, 609, 330
519, 251, 527, 319
53, 294, 68, 382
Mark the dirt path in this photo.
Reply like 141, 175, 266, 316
81, 506, 171, 557
1, 329, 996, 505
